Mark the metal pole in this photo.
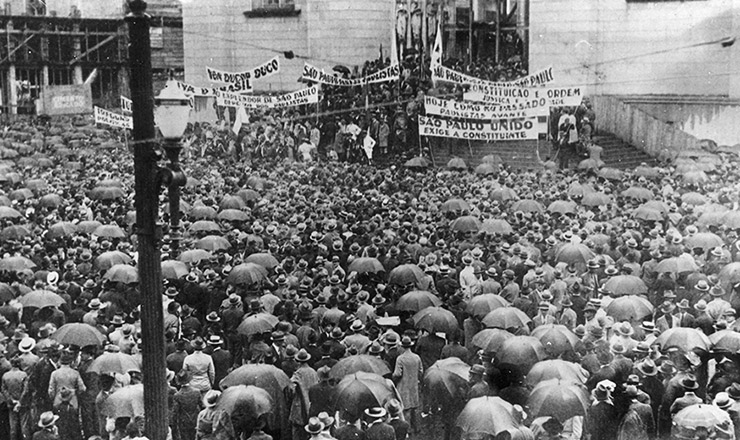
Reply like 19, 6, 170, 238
126, 3, 168, 440
164, 141, 184, 258
495, 0, 501, 64
468, 0, 474, 64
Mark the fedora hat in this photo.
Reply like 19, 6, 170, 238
295, 348, 311, 363
330, 327, 345, 340
695, 280, 710, 292
368, 342, 384, 355
677, 299, 690, 309
660, 302, 676, 314
37, 411, 59, 429
637, 359, 658, 377
659, 360, 676, 375
371, 295, 386, 306
18, 337, 36, 353
350, 320, 365, 333
203, 390, 221, 408
611, 343, 626, 355
616, 322, 634, 336
663, 290, 677, 299
317, 411, 335, 428
364, 407, 387, 419
206, 311, 220, 322
164, 287, 179, 298
574, 325, 586, 338
305, 417, 325, 435
711, 286, 726, 297
694, 300, 708, 313
383, 332, 400, 346
192, 337, 206, 351
726, 383, 740, 400
561, 297, 573, 307
681, 375, 699, 391
88, 298, 102, 310
207, 335, 223, 346
400, 336, 414, 348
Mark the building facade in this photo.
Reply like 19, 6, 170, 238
183, 0, 396, 93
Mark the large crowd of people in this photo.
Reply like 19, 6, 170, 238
0, 51, 738, 440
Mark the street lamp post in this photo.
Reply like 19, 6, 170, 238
155, 79, 190, 258
126, 2, 168, 440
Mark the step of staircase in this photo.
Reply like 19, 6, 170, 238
593, 133, 660, 169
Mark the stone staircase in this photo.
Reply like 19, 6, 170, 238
593, 132, 660, 169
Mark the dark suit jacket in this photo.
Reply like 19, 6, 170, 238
307, 382, 336, 417
335, 424, 366, 440
365, 421, 396, 440
210, 348, 233, 385
584, 401, 619, 440
389, 418, 410, 440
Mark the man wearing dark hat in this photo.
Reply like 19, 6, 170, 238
467, 364, 492, 399
618, 384, 655, 440
583, 381, 618, 440
656, 302, 678, 333
3, 357, 27, 440
20, 341, 61, 433
289, 349, 319, 440
670, 375, 702, 416
182, 337, 215, 393
393, 336, 423, 432
308, 366, 336, 417
435, 265, 459, 300
207, 335, 232, 387
48, 351, 86, 409
558, 297, 577, 331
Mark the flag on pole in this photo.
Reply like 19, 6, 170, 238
232, 106, 248, 135
430, 19, 443, 69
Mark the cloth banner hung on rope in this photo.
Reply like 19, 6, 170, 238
432, 64, 555, 88
216, 85, 320, 109
300, 63, 400, 87
205, 56, 281, 93
463, 86, 584, 108
424, 95, 550, 120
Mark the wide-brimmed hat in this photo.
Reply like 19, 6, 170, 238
714, 392, 733, 410
208, 335, 223, 346
660, 302, 676, 314
192, 337, 206, 351
18, 337, 36, 353
711, 286, 726, 297
695, 280, 710, 292
681, 375, 699, 391
616, 322, 634, 336
726, 383, 740, 400
203, 390, 221, 408
164, 287, 179, 298
637, 359, 658, 377
400, 336, 414, 348
295, 348, 311, 363
350, 320, 365, 333
317, 411, 335, 428
364, 407, 387, 419
37, 411, 59, 429
330, 327, 345, 340
368, 342, 383, 355
677, 299, 690, 309
611, 343, 626, 355
589, 326, 604, 338
659, 360, 676, 375
206, 311, 220, 322
561, 297, 573, 307
383, 332, 400, 346
694, 300, 708, 312
305, 417, 325, 434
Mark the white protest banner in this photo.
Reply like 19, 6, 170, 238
206, 56, 280, 84
463, 86, 583, 108
424, 95, 549, 120
216, 86, 320, 109
176, 81, 218, 97
120, 96, 132, 113
94, 106, 132, 129
432, 65, 555, 88
300, 63, 400, 87
418, 114, 539, 142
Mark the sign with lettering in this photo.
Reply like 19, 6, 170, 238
463, 86, 583, 108
432, 65, 555, 88
94, 106, 132, 129
418, 115, 540, 141
300, 63, 400, 86
216, 86, 320, 109
424, 96, 549, 120
120, 96, 132, 113
40, 84, 92, 115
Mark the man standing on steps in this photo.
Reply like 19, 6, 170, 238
557, 107, 579, 169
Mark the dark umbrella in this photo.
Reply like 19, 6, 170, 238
220, 196, 246, 210
94, 251, 133, 271
51, 323, 106, 347
330, 355, 391, 379
602, 275, 648, 297
482, 307, 531, 330
388, 264, 425, 287
0, 225, 31, 240
605, 296, 654, 322
104, 264, 139, 284
236, 189, 260, 202
396, 290, 442, 312
530, 325, 580, 357
404, 156, 431, 169
481, 219, 514, 235
424, 357, 470, 404
18, 289, 65, 309
496, 336, 546, 373
655, 327, 711, 352
348, 257, 385, 274
216, 385, 273, 419
89, 186, 125, 200
447, 157, 467, 170
46, 222, 78, 239
245, 253, 279, 270
527, 379, 590, 420
440, 198, 471, 213
489, 187, 518, 203
219, 364, 291, 393
162, 260, 189, 280
189, 220, 222, 234
332, 372, 397, 420
0, 256, 36, 272
466, 294, 510, 319
227, 263, 268, 286
0, 283, 15, 303
413, 307, 459, 334
88, 352, 141, 375
450, 216, 481, 233
39, 194, 63, 208
237, 313, 279, 337
195, 235, 232, 252
511, 199, 545, 214
471, 328, 514, 354
455, 396, 518, 437
525, 360, 588, 388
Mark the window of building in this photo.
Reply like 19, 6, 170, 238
246, 0, 299, 18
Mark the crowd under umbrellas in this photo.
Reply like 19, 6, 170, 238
0, 114, 740, 440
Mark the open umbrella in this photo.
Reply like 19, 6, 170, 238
39, 194, 64, 208
455, 396, 518, 437
482, 307, 531, 330
424, 357, 470, 404
719, 262, 740, 292
179, 249, 214, 264
682, 192, 708, 206
602, 275, 648, 297
88, 352, 141, 375
219, 364, 290, 396
227, 263, 268, 286
404, 156, 431, 169
581, 192, 611, 207
333, 372, 397, 420
672, 404, 732, 439
18, 289, 65, 309
195, 235, 232, 252
554, 243, 595, 269
656, 254, 699, 275
474, 163, 497, 175
0, 283, 15, 303
471, 328, 514, 354
605, 296, 654, 322
511, 199, 545, 214
0, 256, 36, 272
162, 260, 189, 280
547, 200, 577, 215
76, 220, 102, 234
388, 264, 425, 287
598, 167, 624, 180
46, 221, 78, 239
396, 290, 442, 312
447, 157, 467, 170
218, 209, 249, 222
496, 336, 546, 373
330, 355, 391, 379
466, 294, 510, 319
621, 187, 654, 201
683, 233, 724, 251
0, 206, 24, 219
51, 323, 106, 347
655, 327, 711, 352
0, 225, 31, 240
632, 206, 664, 222
531, 325, 579, 357
481, 219, 514, 235
104, 264, 139, 284
527, 379, 590, 420
634, 165, 661, 179
105, 384, 144, 418
93, 224, 126, 239
245, 253, 279, 270
9, 188, 33, 201
236, 189, 260, 202
450, 216, 481, 233
348, 257, 385, 274
189, 220, 222, 233
440, 198, 471, 213
188, 205, 218, 220
489, 187, 518, 203
711, 331, 740, 353
481, 154, 504, 166
94, 251, 133, 271
89, 186, 125, 200
237, 313, 279, 337
220, 195, 246, 210
216, 385, 273, 420
413, 307, 459, 334
526, 360, 588, 388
